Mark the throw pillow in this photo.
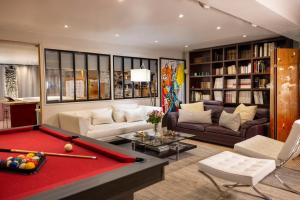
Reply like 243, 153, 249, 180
219, 111, 241, 131
180, 102, 204, 112
178, 109, 212, 124
92, 108, 114, 125
112, 104, 138, 122
234, 104, 257, 124
124, 107, 145, 122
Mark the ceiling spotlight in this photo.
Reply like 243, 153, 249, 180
242, 34, 247, 38
118, 0, 124, 2
115, 33, 120, 37
184, 45, 189, 48
251, 23, 257, 27
64, 25, 69, 29
154, 40, 159, 43
178, 14, 184, 18
216, 26, 221, 30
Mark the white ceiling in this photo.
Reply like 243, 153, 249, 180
0, 0, 297, 51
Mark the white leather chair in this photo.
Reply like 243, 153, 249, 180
198, 120, 300, 199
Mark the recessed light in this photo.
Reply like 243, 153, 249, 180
242, 34, 247, 38
118, 0, 124, 2
203, 4, 210, 9
184, 45, 189, 48
115, 33, 120, 37
251, 23, 257, 27
154, 40, 158, 43
178, 14, 184, 18
64, 25, 69, 29
216, 26, 221, 30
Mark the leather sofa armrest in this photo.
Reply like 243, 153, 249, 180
166, 112, 179, 130
240, 118, 269, 138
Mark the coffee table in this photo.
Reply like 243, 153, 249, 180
117, 130, 196, 160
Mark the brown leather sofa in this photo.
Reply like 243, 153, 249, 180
167, 100, 269, 147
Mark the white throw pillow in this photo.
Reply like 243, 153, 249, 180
180, 102, 204, 112
92, 108, 114, 125
234, 104, 257, 124
124, 108, 145, 122
178, 109, 212, 124
112, 104, 138, 122
219, 111, 241, 131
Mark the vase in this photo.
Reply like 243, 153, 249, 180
153, 123, 159, 137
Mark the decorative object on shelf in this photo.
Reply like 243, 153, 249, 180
160, 58, 186, 112
146, 110, 164, 136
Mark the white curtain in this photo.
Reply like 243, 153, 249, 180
16, 65, 39, 97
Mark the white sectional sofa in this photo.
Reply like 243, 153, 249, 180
58, 103, 162, 141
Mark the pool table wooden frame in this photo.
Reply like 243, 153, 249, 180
4, 125, 168, 200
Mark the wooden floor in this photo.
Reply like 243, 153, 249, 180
135, 140, 300, 200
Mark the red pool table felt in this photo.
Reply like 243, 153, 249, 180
0, 126, 135, 200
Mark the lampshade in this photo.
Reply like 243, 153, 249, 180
130, 69, 151, 82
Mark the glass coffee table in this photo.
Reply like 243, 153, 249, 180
118, 130, 196, 160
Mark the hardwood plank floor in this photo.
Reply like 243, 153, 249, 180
135, 139, 300, 200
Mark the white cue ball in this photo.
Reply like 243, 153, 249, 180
64, 143, 73, 152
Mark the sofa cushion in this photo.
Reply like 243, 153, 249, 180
178, 109, 212, 124
219, 111, 241, 131
177, 123, 211, 132
206, 125, 241, 136
87, 120, 152, 140
204, 105, 223, 124
112, 104, 138, 122
180, 102, 204, 112
234, 104, 257, 124
92, 108, 114, 125
124, 107, 145, 122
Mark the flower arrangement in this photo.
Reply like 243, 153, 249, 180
146, 110, 164, 125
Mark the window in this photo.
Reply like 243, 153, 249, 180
113, 55, 158, 99
45, 49, 111, 103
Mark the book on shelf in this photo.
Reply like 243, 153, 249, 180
215, 67, 224, 75
214, 77, 223, 88
254, 60, 269, 73
214, 91, 223, 101
239, 78, 251, 89
226, 49, 236, 60
191, 91, 210, 102
226, 79, 236, 89
239, 63, 251, 74
239, 91, 251, 104
254, 78, 269, 88
227, 65, 236, 74
225, 91, 236, 103
253, 42, 275, 57
200, 81, 211, 89
254, 91, 269, 105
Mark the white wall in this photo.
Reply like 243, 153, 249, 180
0, 31, 183, 127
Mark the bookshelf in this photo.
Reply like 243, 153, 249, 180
189, 37, 293, 107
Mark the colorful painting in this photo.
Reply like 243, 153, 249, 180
160, 58, 185, 113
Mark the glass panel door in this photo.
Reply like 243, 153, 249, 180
87, 54, 99, 100
45, 50, 60, 102
124, 57, 133, 98
75, 53, 87, 100
61, 52, 74, 101
99, 55, 110, 99
133, 58, 141, 97
114, 56, 123, 99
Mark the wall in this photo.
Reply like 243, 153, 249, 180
0, 31, 183, 127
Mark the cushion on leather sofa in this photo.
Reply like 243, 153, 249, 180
205, 125, 241, 136
204, 105, 223, 124
177, 122, 211, 131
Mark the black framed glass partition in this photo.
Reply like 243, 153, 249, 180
113, 55, 158, 99
45, 49, 111, 103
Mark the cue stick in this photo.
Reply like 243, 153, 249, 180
0, 148, 97, 159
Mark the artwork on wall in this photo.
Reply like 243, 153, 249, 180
4, 66, 18, 98
160, 58, 186, 113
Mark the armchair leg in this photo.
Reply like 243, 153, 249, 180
252, 186, 272, 200
274, 173, 300, 195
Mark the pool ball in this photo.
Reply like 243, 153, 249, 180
64, 143, 73, 152
25, 162, 35, 170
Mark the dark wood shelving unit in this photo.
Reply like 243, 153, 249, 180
189, 36, 293, 106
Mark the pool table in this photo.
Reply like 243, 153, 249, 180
0, 125, 168, 200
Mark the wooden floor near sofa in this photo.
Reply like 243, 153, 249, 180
135, 140, 300, 200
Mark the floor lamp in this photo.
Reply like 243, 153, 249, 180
130, 68, 155, 106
